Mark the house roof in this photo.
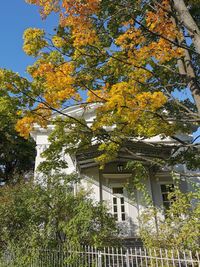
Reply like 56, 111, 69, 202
75, 140, 173, 170
31, 103, 194, 170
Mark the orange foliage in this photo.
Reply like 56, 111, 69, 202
60, 0, 100, 47
32, 62, 80, 106
15, 116, 35, 138
26, 0, 100, 47
16, 104, 52, 138
25, 0, 60, 16
19, 0, 182, 139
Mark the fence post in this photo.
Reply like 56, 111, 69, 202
98, 251, 102, 267
126, 250, 130, 267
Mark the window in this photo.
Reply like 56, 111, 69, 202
160, 184, 175, 211
112, 187, 126, 221
113, 187, 123, 194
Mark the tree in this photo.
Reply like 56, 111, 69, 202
0, 173, 118, 252
140, 187, 200, 251
0, 91, 35, 184
123, 162, 200, 251
0, 0, 200, 171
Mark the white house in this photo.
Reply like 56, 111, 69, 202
31, 104, 198, 242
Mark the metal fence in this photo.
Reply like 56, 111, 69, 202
0, 246, 199, 267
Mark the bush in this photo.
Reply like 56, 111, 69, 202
140, 188, 200, 251
0, 173, 119, 253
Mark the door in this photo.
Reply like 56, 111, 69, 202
112, 187, 126, 221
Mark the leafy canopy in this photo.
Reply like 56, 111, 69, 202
0, 90, 35, 184
0, 0, 199, 168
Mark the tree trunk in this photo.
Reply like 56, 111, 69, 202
176, 40, 200, 115
182, 49, 200, 115
173, 0, 200, 54
173, 0, 200, 115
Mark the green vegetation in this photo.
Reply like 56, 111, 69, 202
0, 173, 119, 253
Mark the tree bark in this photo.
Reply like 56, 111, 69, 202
173, 0, 200, 115
182, 49, 200, 115
173, 0, 200, 54
176, 42, 200, 115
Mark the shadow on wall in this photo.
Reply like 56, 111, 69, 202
117, 217, 138, 237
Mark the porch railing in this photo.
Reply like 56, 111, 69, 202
0, 246, 199, 266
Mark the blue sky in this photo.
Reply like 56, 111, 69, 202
0, 1, 59, 75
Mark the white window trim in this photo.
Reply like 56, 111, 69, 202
102, 173, 132, 179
